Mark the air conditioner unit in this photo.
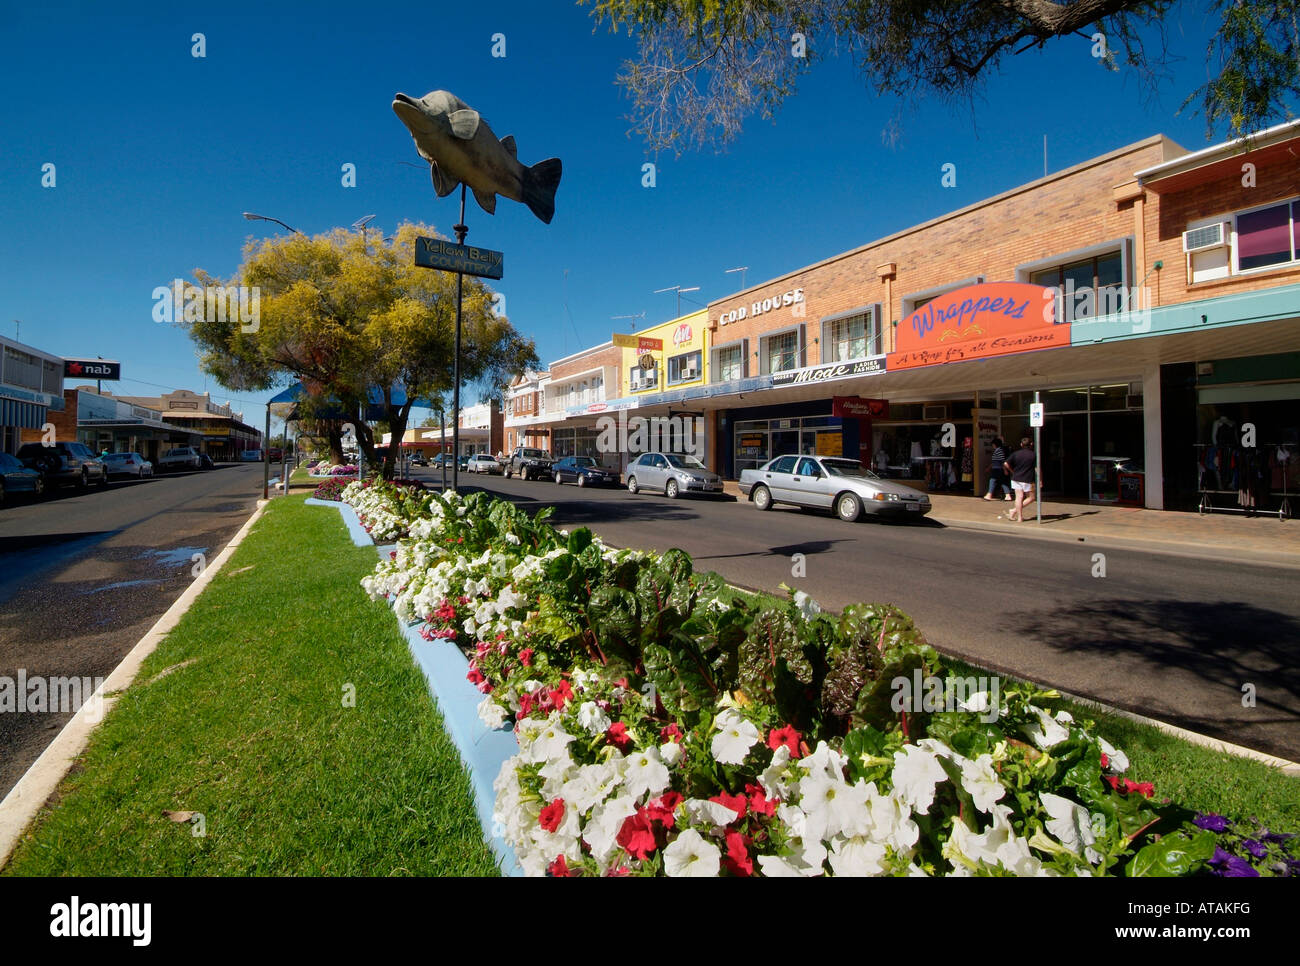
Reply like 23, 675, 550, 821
923, 404, 948, 420
1182, 222, 1230, 253
681, 365, 697, 380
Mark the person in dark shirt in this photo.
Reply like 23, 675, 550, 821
1004, 437, 1037, 522
984, 437, 1011, 501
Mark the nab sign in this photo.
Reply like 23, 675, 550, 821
64, 359, 121, 380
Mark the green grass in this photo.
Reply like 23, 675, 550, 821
706, 571, 1299, 833
3, 496, 499, 876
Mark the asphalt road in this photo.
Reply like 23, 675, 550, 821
0, 463, 263, 796
426, 468, 1300, 763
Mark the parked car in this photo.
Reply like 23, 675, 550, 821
16, 441, 108, 490
625, 452, 723, 498
268, 447, 284, 462
552, 456, 619, 487
467, 454, 502, 474
240, 449, 263, 462
430, 453, 470, 470
739, 455, 931, 521
159, 447, 203, 470
0, 452, 47, 504
101, 452, 154, 478
504, 447, 554, 481
199, 453, 215, 469
410, 453, 429, 467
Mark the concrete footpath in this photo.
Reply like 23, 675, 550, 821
723, 482, 1300, 568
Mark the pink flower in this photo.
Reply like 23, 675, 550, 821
519, 648, 534, 667
644, 791, 682, 829
767, 725, 802, 757
660, 723, 684, 743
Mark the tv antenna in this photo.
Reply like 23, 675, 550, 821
725, 266, 749, 290
611, 312, 645, 332
653, 285, 700, 317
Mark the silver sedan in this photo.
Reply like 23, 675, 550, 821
738, 455, 931, 521
625, 452, 724, 498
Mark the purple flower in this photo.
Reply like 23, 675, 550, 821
1222, 855, 1260, 877
1211, 847, 1233, 866
1262, 830, 1295, 844
1194, 813, 1230, 833
1243, 839, 1268, 860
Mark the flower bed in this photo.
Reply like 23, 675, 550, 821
352, 486, 1296, 878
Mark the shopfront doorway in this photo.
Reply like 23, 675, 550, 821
1039, 413, 1089, 498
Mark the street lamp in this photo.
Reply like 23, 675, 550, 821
242, 212, 304, 235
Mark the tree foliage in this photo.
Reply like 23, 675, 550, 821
583, 0, 1300, 153
185, 223, 537, 476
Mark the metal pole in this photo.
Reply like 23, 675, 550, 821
452, 184, 468, 492
263, 403, 270, 500
1034, 390, 1042, 525
440, 405, 447, 490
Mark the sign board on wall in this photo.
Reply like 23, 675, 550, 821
832, 396, 889, 419
771, 358, 884, 387
613, 334, 664, 352
64, 359, 121, 380
815, 432, 843, 457
889, 283, 1065, 370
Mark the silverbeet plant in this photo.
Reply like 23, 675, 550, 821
350, 485, 1295, 878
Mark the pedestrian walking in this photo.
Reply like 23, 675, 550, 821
983, 437, 1011, 501
1004, 437, 1037, 522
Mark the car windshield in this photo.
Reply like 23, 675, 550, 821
521, 449, 545, 458
573, 457, 597, 467
821, 459, 880, 480
664, 454, 705, 470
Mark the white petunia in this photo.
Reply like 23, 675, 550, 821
792, 590, 823, 620
958, 753, 1006, 814
828, 835, 889, 877
711, 709, 761, 765
760, 744, 794, 800
1098, 737, 1129, 773
576, 701, 611, 735
623, 745, 671, 800
798, 770, 871, 842
477, 697, 509, 731
1025, 708, 1070, 749
682, 798, 742, 827
1040, 791, 1101, 864
584, 795, 637, 867
505, 532, 521, 545
799, 741, 846, 783
663, 829, 721, 877
891, 744, 947, 814
660, 740, 683, 768
866, 782, 920, 854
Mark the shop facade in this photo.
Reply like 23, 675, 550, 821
0, 335, 64, 455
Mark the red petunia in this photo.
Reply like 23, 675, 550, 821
767, 725, 802, 757
644, 791, 683, 828
539, 798, 566, 833
551, 679, 574, 710
518, 692, 535, 717
617, 810, 658, 859
723, 831, 753, 877
745, 783, 776, 818
1100, 752, 1110, 770
606, 721, 633, 751
547, 854, 574, 877
519, 648, 535, 667
709, 791, 748, 824
660, 723, 684, 743
466, 667, 485, 686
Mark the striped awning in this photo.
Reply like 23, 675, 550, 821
0, 398, 47, 429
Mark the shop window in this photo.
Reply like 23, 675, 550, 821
1031, 251, 1124, 321
667, 350, 702, 384
629, 365, 658, 392
715, 344, 743, 381
820, 308, 881, 362
761, 329, 802, 374
1235, 200, 1298, 272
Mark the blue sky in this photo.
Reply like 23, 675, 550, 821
0, 0, 1262, 431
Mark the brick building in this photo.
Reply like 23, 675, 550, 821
530, 122, 1299, 513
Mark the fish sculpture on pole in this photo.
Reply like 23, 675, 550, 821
393, 90, 562, 224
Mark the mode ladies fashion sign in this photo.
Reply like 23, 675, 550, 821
890, 282, 1067, 370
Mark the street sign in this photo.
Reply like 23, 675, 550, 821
639, 353, 655, 371
414, 236, 504, 279
1029, 403, 1045, 427
613, 333, 663, 352
64, 359, 120, 380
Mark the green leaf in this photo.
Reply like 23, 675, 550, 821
1126, 830, 1217, 877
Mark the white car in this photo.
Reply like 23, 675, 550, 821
625, 452, 723, 498
101, 452, 154, 478
739, 455, 931, 521
467, 454, 502, 474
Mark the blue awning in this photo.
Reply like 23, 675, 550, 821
268, 382, 433, 419
0, 398, 47, 429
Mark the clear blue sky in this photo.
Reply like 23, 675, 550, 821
0, 0, 1261, 432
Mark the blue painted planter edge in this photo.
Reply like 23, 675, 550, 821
303, 497, 372, 547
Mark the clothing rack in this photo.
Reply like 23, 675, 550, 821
1194, 442, 1294, 521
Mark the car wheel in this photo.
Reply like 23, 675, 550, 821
836, 492, 862, 522
627, 476, 639, 495
78, 468, 89, 490
33, 476, 46, 499
577, 474, 586, 488
753, 485, 773, 511
0, 479, 5, 506
98, 469, 108, 487
554, 471, 563, 485
665, 479, 680, 499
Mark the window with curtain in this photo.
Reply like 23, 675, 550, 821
1236, 201, 1297, 271
764, 332, 798, 373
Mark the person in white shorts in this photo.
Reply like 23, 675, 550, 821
1004, 437, 1037, 522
